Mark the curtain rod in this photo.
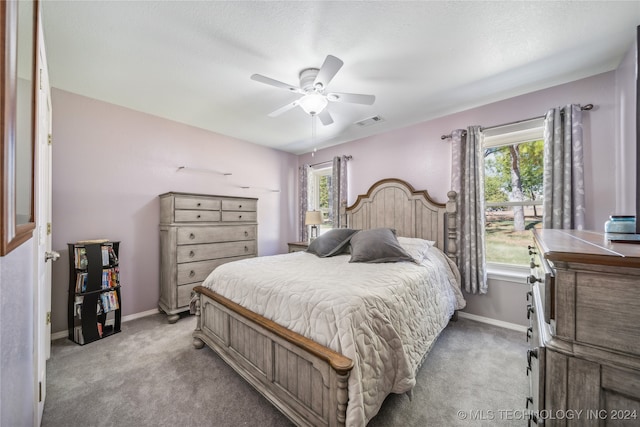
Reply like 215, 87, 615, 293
307, 155, 352, 168
440, 103, 594, 140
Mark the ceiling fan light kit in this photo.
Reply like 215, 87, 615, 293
251, 54, 376, 125
298, 93, 328, 115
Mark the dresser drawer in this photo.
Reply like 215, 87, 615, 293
526, 284, 546, 425
174, 195, 221, 211
222, 199, 257, 212
177, 256, 253, 285
576, 272, 640, 356
177, 225, 257, 245
175, 210, 221, 222
177, 241, 256, 263
221, 211, 257, 222
177, 282, 197, 308
530, 241, 555, 324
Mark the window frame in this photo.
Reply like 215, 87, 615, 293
308, 164, 333, 233
482, 119, 544, 281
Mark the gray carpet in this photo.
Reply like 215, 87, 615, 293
43, 314, 528, 427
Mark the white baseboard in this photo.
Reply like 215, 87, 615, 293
50, 308, 161, 341
458, 311, 528, 333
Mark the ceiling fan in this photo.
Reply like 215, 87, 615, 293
250, 55, 375, 126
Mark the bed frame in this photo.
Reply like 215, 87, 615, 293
192, 178, 458, 426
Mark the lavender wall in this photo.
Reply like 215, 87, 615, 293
50, 89, 298, 334
299, 71, 618, 326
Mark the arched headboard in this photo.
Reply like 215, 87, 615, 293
344, 178, 458, 263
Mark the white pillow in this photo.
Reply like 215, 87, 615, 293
397, 236, 434, 263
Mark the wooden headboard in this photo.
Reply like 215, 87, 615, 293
344, 178, 458, 263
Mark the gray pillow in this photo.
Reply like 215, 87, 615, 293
306, 228, 359, 257
349, 228, 415, 263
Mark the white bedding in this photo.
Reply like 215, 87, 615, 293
201, 246, 465, 426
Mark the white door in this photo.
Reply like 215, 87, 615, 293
34, 21, 54, 426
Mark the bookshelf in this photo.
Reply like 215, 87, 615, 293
67, 240, 122, 345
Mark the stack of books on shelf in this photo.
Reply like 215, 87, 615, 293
101, 267, 119, 289
100, 291, 120, 313
75, 272, 88, 293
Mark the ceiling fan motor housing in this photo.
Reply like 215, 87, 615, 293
299, 68, 321, 92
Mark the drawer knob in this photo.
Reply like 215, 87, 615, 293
239, 204, 242, 208
528, 275, 542, 284
189, 251, 195, 258
197, 214, 201, 219
197, 202, 201, 207
244, 246, 248, 252
529, 260, 539, 268
244, 231, 248, 237
239, 215, 242, 219
526, 327, 533, 342
189, 270, 195, 278
528, 249, 537, 256
189, 233, 195, 240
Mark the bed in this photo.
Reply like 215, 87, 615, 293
191, 178, 463, 426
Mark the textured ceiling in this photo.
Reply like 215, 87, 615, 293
41, 1, 640, 154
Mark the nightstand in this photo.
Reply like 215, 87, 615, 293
287, 241, 309, 253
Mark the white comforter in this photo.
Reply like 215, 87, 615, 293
201, 247, 465, 426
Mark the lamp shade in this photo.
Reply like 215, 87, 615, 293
305, 211, 323, 225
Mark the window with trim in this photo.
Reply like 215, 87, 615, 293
483, 119, 544, 267
308, 165, 334, 233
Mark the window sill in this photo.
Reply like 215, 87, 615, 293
486, 263, 528, 284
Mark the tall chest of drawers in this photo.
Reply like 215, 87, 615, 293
527, 229, 640, 426
159, 192, 257, 323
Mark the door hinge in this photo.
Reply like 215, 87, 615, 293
46, 311, 51, 325
47, 223, 51, 235
39, 381, 42, 402
48, 134, 52, 145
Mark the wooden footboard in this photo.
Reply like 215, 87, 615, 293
192, 286, 354, 427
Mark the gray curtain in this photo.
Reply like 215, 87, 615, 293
542, 104, 585, 230
299, 164, 310, 241
451, 126, 487, 294
331, 156, 349, 228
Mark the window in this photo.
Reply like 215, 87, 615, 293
308, 165, 334, 233
483, 119, 544, 267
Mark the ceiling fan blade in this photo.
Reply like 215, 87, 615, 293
317, 109, 334, 126
313, 55, 343, 90
251, 74, 302, 93
326, 92, 375, 105
267, 100, 299, 117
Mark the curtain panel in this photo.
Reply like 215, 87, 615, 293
542, 104, 585, 230
299, 164, 310, 241
331, 156, 349, 228
451, 126, 487, 294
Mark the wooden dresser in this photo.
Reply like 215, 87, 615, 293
527, 229, 640, 426
159, 192, 257, 323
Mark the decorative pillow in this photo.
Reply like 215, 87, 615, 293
397, 236, 434, 264
306, 228, 359, 257
349, 228, 415, 263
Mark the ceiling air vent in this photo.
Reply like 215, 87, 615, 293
355, 115, 384, 127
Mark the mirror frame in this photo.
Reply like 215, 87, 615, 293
1, 0, 38, 256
